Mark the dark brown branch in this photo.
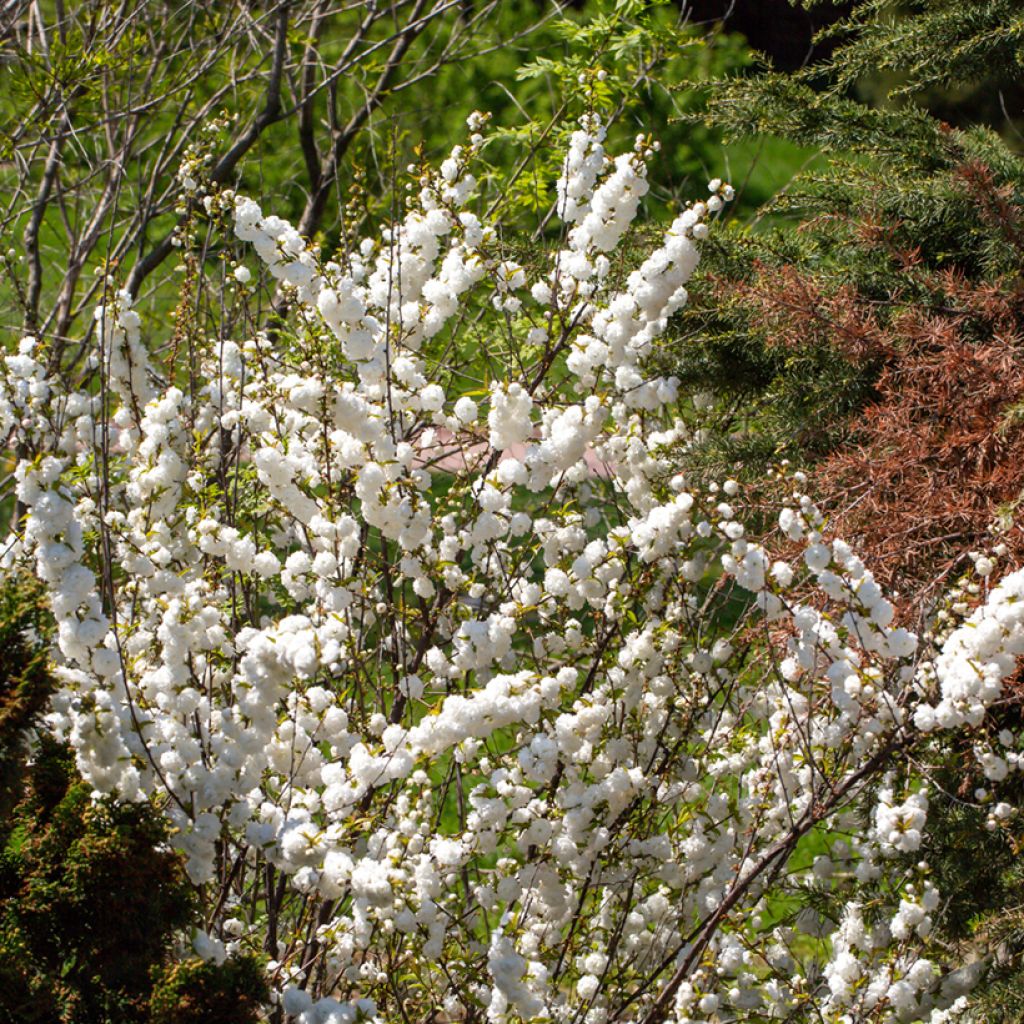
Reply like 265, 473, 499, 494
126, 0, 293, 296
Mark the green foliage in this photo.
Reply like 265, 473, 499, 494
11, 768, 192, 1012
917, 752, 1024, 1022
148, 956, 267, 1024
0, 737, 185, 1022
818, 0, 1024, 98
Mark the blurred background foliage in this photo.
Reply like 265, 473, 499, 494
0, 0, 826, 373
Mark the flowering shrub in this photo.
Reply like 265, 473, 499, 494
3, 108, 1023, 1024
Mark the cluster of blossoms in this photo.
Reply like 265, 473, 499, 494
3, 110, 1022, 1024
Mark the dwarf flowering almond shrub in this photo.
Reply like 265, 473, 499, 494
2, 109, 1023, 1024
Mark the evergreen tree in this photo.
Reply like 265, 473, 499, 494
669, 0, 1024, 601
667, 3, 1024, 1017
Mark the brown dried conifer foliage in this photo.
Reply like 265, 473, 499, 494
729, 163, 1024, 614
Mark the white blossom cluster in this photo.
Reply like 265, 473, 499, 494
915, 568, 1024, 734
2, 110, 1022, 1024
